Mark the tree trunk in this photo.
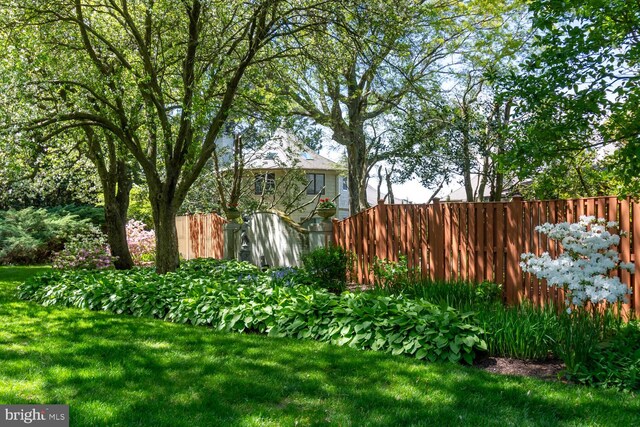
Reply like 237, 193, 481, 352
346, 139, 368, 215
477, 156, 490, 202
83, 128, 134, 270
150, 185, 180, 274
104, 160, 134, 270
385, 168, 395, 204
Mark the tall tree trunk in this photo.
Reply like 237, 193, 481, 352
150, 184, 180, 274
492, 157, 505, 201
376, 165, 383, 202
385, 167, 395, 204
83, 128, 134, 269
346, 140, 368, 215
477, 156, 490, 202
103, 160, 134, 270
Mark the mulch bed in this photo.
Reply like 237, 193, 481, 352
473, 356, 566, 381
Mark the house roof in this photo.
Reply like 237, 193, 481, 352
244, 129, 341, 172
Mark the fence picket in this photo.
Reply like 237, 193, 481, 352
495, 203, 505, 287
476, 204, 485, 284
443, 204, 452, 281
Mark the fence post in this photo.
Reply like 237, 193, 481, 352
223, 222, 241, 260
505, 196, 523, 304
429, 198, 445, 281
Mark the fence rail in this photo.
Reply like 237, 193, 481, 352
332, 197, 640, 316
176, 213, 226, 260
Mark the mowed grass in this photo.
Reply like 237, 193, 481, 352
1, 267, 638, 426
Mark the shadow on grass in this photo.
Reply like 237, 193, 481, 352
1, 268, 639, 426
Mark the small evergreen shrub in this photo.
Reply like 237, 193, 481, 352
46, 205, 105, 227
0, 207, 92, 264
301, 246, 352, 293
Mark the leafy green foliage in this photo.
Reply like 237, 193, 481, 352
506, 0, 640, 197
46, 204, 105, 228
0, 140, 101, 210
4, 266, 640, 426
374, 276, 502, 307
18, 259, 487, 364
476, 302, 559, 360
0, 207, 92, 264
127, 185, 154, 228
565, 321, 640, 392
52, 227, 114, 270
553, 308, 625, 377
372, 254, 417, 293
373, 277, 640, 389
301, 246, 352, 293
517, 152, 620, 200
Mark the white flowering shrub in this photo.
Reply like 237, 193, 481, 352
520, 216, 635, 310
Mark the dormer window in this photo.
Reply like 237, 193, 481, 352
301, 152, 313, 160
265, 152, 277, 160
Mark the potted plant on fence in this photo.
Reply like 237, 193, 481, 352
316, 198, 337, 219
226, 203, 241, 221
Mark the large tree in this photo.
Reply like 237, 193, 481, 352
507, 0, 640, 196
2, 0, 324, 273
274, 0, 516, 213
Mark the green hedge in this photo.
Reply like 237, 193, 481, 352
18, 259, 487, 364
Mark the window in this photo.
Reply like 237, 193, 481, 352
306, 173, 325, 195
255, 173, 275, 195
342, 177, 348, 191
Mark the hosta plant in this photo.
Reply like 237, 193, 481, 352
18, 259, 487, 364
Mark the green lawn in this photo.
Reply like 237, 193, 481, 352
1, 267, 638, 426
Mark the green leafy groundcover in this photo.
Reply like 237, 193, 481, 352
18, 259, 487, 364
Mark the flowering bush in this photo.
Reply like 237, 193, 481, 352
126, 219, 155, 266
317, 198, 336, 209
52, 226, 115, 270
520, 216, 634, 310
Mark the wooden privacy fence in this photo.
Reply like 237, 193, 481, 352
176, 213, 226, 260
332, 197, 640, 316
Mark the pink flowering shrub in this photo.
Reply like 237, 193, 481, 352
126, 219, 156, 266
52, 226, 115, 270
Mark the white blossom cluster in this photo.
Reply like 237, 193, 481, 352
520, 216, 635, 309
